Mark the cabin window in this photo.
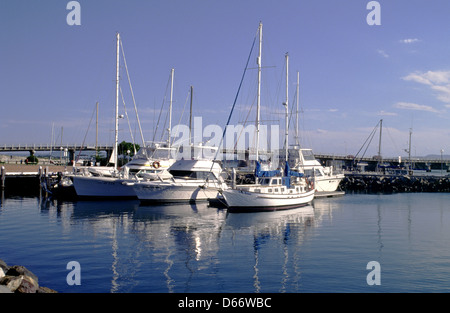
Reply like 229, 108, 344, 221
281, 188, 285, 192
274, 188, 279, 192
169, 170, 216, 180
268, 188, 272, 192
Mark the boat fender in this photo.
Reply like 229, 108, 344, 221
152, 161, 161, 169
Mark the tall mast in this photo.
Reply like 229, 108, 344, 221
95, 101, 99, 158
284, 53, 289, 163
114, 33, 120, 171
378, 119, 383, 171
255, 22, 262, 162
296, 71, 300, 146
168, 68, 174, 148
189, 85, 193, 146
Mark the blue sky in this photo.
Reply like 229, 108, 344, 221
1, 0, 450, 157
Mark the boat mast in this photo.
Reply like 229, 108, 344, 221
189, 85, 193, 146
296, 71, 300, 146
255, 22, 262, 162
378, 119, 383, 171
114, 33, 120, 171
284, 53, 289, 163
168, 68, 174, 149
96, 101, 99, 159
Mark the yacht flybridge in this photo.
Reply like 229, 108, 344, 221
286, 147, 344, 193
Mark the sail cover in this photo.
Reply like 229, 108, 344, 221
255, 161, 281, 177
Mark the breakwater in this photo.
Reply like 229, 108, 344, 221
340, 173, 450, 192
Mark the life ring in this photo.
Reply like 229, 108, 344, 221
152, 161, 161, 169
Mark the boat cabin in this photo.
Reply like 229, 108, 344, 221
237, 176, 307, 195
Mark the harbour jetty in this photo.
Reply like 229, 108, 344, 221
0, 259, 57, 293
1, 164, 73, 193
340, 173, 450, 193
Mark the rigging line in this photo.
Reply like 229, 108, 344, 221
76, 104, 97, 163
172, 88, 190, 143
151, 74, 171, 144
385, 125, 401, 155
354, 120, 380, 162
234, 95, 256, 151
212, 27, 258, 164
120, 86, 137, 154
120, 38, 146, 147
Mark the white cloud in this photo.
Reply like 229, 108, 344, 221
378, 110, 397, 116
394, 102, 439, 113
377, 49, 389, 58
402, 70, 450, 104
399, 38, 420, 44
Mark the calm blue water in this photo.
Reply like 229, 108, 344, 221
1, 192, 450, 293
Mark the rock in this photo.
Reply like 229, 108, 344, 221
37, 286, 58, 293
0, 260, 57, 293
0, 259, 9, 273
0, 285, 12, 293
16, 275, 39, 293
6, 265, 38, 283
0, 275, 23, 292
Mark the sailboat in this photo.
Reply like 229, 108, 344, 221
70, 34, 176, 198
221, 23, 315, 212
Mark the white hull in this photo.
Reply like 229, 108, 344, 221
314, 175, 344, 192
133, 181, 223, 203
222, 188, 315, 212
71, 175, 136, 198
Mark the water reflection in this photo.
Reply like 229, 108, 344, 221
225, 206, 315, 292
34, 198, 321, 292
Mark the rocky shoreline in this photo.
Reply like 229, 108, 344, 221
0, 259, 57, 293
340, 174, 450, 193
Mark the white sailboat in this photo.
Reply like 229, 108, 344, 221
70, 34, 176, 198
221, 23, 315, 212
131, 145, 228, 203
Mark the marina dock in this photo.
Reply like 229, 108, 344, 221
0, 164, 73, 193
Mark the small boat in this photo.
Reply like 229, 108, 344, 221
131, 158, 227, 203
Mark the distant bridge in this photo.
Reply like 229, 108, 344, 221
2, 145, 450, 171
0, 144, 114, 162
314, 153, 450, 171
